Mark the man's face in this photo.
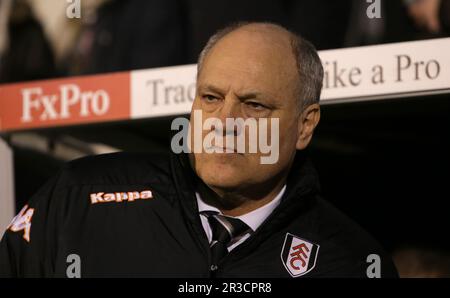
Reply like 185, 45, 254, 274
189, 28, 305, 197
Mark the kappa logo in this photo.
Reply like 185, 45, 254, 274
281, 233, 319, 277
8, 204, 35, 243
90, 190, 153, 204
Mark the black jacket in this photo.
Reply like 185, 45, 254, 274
0, 151, 398, 278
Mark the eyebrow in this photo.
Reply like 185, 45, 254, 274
236, 91, 263, 101
198, 84, 264, 101
198, 84, 226, 96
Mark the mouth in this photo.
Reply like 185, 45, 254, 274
206, 145, 239, 154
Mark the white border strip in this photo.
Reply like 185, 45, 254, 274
0, 138, 15, 237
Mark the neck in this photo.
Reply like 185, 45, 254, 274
197, 177, 287, 217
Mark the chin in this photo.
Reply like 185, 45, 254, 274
197, 161, 245, 190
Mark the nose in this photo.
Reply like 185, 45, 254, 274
214, 96, 241, 137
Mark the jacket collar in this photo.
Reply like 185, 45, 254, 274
170, 149, 321, 231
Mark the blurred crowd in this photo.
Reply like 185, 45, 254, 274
0, 0, 449, 83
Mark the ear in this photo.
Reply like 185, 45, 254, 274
296, 103, 321, 150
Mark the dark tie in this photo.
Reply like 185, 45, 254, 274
201, 211, 250, 271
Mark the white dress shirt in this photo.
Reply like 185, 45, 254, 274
196, 184, 287, 252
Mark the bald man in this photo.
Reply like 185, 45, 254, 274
0, 22, 398, 278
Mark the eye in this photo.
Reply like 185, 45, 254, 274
245, 101, 266, 110
202, 94, 219, 103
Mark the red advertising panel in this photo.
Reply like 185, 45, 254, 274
0, 72, 130, 132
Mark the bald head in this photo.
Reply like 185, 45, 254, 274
197, 22, 324, 109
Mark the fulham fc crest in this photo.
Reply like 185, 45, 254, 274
281, 233, 319, 277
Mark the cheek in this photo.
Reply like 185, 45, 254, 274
279, 131, 298, 152
270, 119, 299, 166
263, 116, 298, 149
279, 117, 299, 147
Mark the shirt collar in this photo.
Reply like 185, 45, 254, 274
196, 184, 286, 232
